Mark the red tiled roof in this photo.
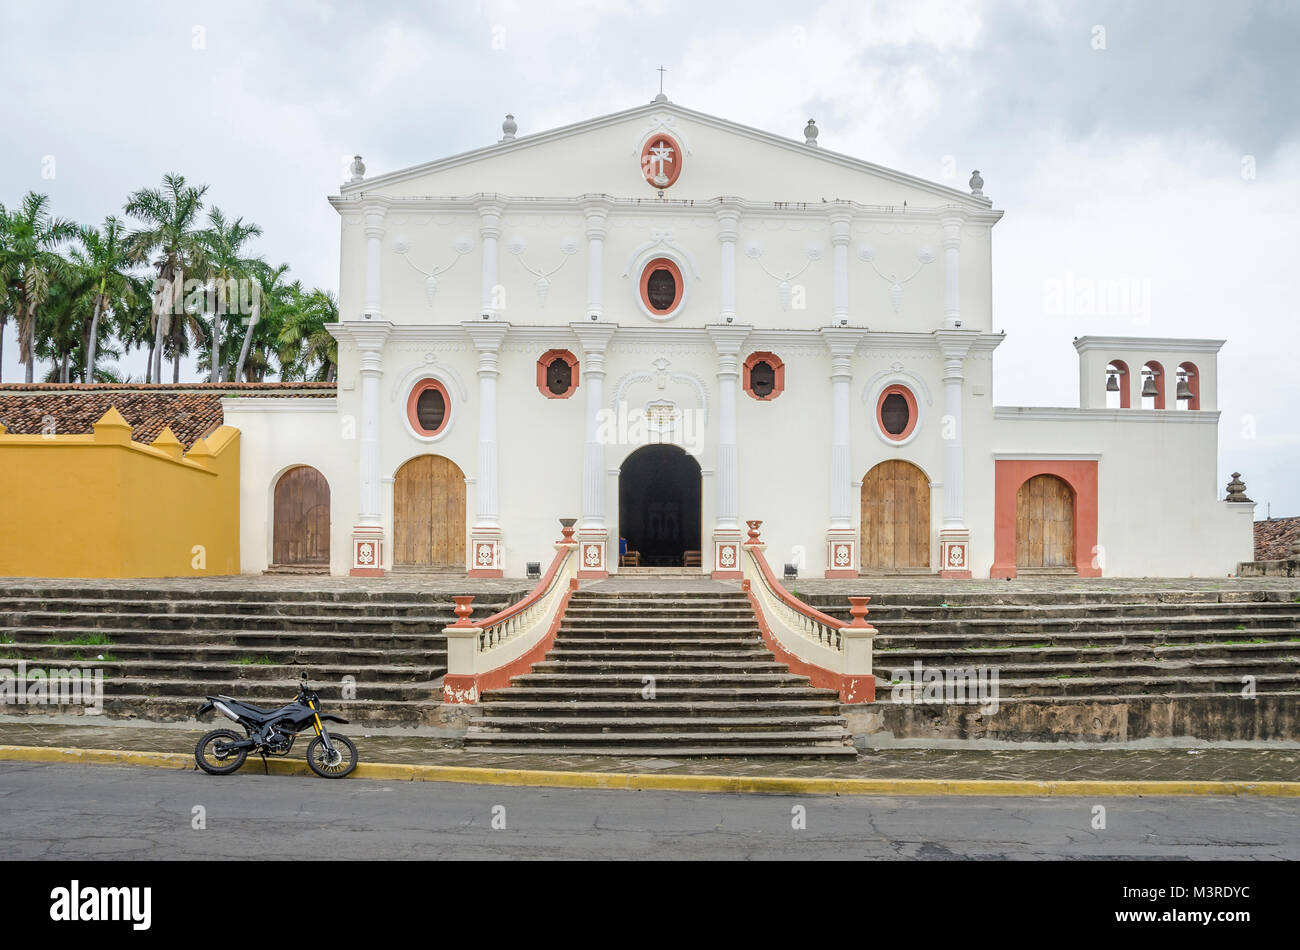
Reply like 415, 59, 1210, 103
1255, 516, 1300, 561
0, 382, 336, 449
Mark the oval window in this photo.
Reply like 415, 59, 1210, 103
639, 258, 684, 316
546, 357, 572, 395
406, 379, 451, 437
646, 269, 676, 311
876, 385, 918, 441
880, 393, 909, 435
750, 361, 776, 398
535, 349, 579, 398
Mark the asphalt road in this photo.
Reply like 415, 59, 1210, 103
1, 762, 1297, 860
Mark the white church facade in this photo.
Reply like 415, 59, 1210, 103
225, 98, 1254, 580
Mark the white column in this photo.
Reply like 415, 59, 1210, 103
348, 321, 392, 575
706, 324, 751, 578
933, 329, 975, 576
464, 322, 509, 577
478, 203, 502, 317
941, 213, 963, 329
363, 204, 386, 319
717, 205, 739, 323
821, 327, 864, 577
572, 321, 617, 576
830, 206, 852, 325
581, 198, 608, 320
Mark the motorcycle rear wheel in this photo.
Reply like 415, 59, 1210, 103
195, 728, 249, 775
306, 734, 358, 779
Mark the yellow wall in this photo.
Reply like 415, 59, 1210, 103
0, 409, 240, 578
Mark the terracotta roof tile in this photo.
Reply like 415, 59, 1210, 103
0, 382, 335, 450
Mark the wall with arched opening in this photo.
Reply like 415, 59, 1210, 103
859, 459, 932, 572
991, 459, 1099, 578
271, 465, 331, 569
391, 454, 467, 571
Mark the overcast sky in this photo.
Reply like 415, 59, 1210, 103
2, 0, 1297, 516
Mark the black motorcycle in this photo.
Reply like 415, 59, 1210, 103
195, 681, 358, 779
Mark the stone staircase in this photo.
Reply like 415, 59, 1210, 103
805, 591, 1300, 705
463, 588, 856, 755
0, 583, 520, 726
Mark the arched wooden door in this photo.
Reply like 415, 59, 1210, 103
860, 460, 930, 572
393, 455, 466, 571
272, 466, 330, 567
1016, 474, 1075, 571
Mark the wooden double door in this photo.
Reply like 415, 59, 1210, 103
393, 455, 466, 571
272, 466, 330, 567
1015, 474, 1076, 571
860, 460, 930, 572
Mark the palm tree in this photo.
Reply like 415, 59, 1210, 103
124, 174, 208, 384
0, 193, 77, 382
278, 286, 339, 382
199, 207, 263, 382
112, 273, 157, 380
72, 216, 134, 381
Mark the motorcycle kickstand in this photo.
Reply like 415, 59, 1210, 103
259, 751, 269, 775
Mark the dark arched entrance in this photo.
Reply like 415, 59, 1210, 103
618, 445, 702, 567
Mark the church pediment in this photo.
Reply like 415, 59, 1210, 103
340, 101, 990, 210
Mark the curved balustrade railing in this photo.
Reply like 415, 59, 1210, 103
740, 519, 877, 703
443, 522, 581, 704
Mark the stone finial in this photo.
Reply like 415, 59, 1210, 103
969, 169, 984, 197
348, 155, 366, 184
1225, 472, 1253, 503
804, 119, 819, 147
500, 114, 517, 142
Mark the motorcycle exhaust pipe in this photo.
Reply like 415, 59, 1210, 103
213, 701, 241, 723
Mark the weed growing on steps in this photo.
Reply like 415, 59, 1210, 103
44, 633, 113, 646
232, 655, 275, 666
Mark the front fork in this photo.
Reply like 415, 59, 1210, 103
309, 700, 335, 756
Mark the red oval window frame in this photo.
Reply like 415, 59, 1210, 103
639, 134, 683, 189
639, 258, 684, 316
743, 351, 786, 401
536, 349, 580, 399
876, 384, 918, 441
406, 379, 451, 437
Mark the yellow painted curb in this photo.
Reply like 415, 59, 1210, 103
3, 743, 1299, 797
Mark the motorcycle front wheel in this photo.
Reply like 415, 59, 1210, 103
306, 734, 358, 779
195, 728, 249, 775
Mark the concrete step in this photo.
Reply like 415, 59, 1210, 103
86, 693, 448, 726
0, 611, 450, 633
485, 685, 839, 700
4, 658, 444, 684
549, 637, 766, 650
0, 626, 448, 651
867, 612, 1300, 637
458, 745, 858, 756
0, 596, 502, 619
2, 641, 441, 665
872, 641, 1300, 667
873, 627, 1300, 651
474, 700, 843, 716
85, 676, 440, 703
466, 715, 848, 732
462, 730, 854, 748
880, 671, 1300, 701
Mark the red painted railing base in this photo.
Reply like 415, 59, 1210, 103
441, 578, 579, 703
740, 579, 875, 703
